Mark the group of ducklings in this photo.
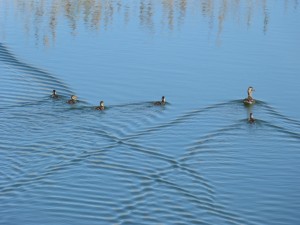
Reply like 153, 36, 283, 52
51, 90, 166, 111
52, 87, 256, 123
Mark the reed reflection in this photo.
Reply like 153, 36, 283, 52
1, 0, 297, 46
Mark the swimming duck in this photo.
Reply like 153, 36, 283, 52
67, 95, 78, 104
154, 96, 166, 105
248, 113, 255, 123
243, 87, 255, 105
96, 101, 105, 110
51, 89, 58, 98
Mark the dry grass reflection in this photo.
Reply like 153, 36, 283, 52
1, 0, 298, 46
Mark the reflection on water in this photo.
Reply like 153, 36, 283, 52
1, 0, 298, 46
1, 1, 300, 224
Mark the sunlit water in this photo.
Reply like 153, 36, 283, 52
0, 1, 300, 224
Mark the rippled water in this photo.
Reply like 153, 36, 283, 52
1, 1, 300, 224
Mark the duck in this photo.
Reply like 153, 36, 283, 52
96, 101, 105, 110
67, 95, 78, 104
243, 87, 255, 105
248, 112, 255, 123
51, 89, 58, 98
154, 96, 166, 105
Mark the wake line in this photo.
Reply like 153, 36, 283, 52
0, 42, 72, 106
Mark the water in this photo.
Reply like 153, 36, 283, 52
0, 1, 300, 224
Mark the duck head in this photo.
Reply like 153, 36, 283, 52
247, 87, 255, 97
71, 95, 78, 101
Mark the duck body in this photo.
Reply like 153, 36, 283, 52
154, 101, 165, 106
67, 99, 76, 104
243, 97, 255, 105
96, 106, 105, 110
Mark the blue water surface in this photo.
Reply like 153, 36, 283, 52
0, 1, 300, 224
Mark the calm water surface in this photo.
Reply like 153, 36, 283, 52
0, 1, 300, 224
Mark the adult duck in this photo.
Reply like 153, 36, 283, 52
244, 87, 255, 105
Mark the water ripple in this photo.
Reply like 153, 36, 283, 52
1, 44, 300, 225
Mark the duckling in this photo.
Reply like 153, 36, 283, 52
51, 89, 58, 98
67, 95, 77, 104
154, 96, 166, 105
248, 113, 255, 123
243, 87, 255, 105
96, 101, 105, 110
